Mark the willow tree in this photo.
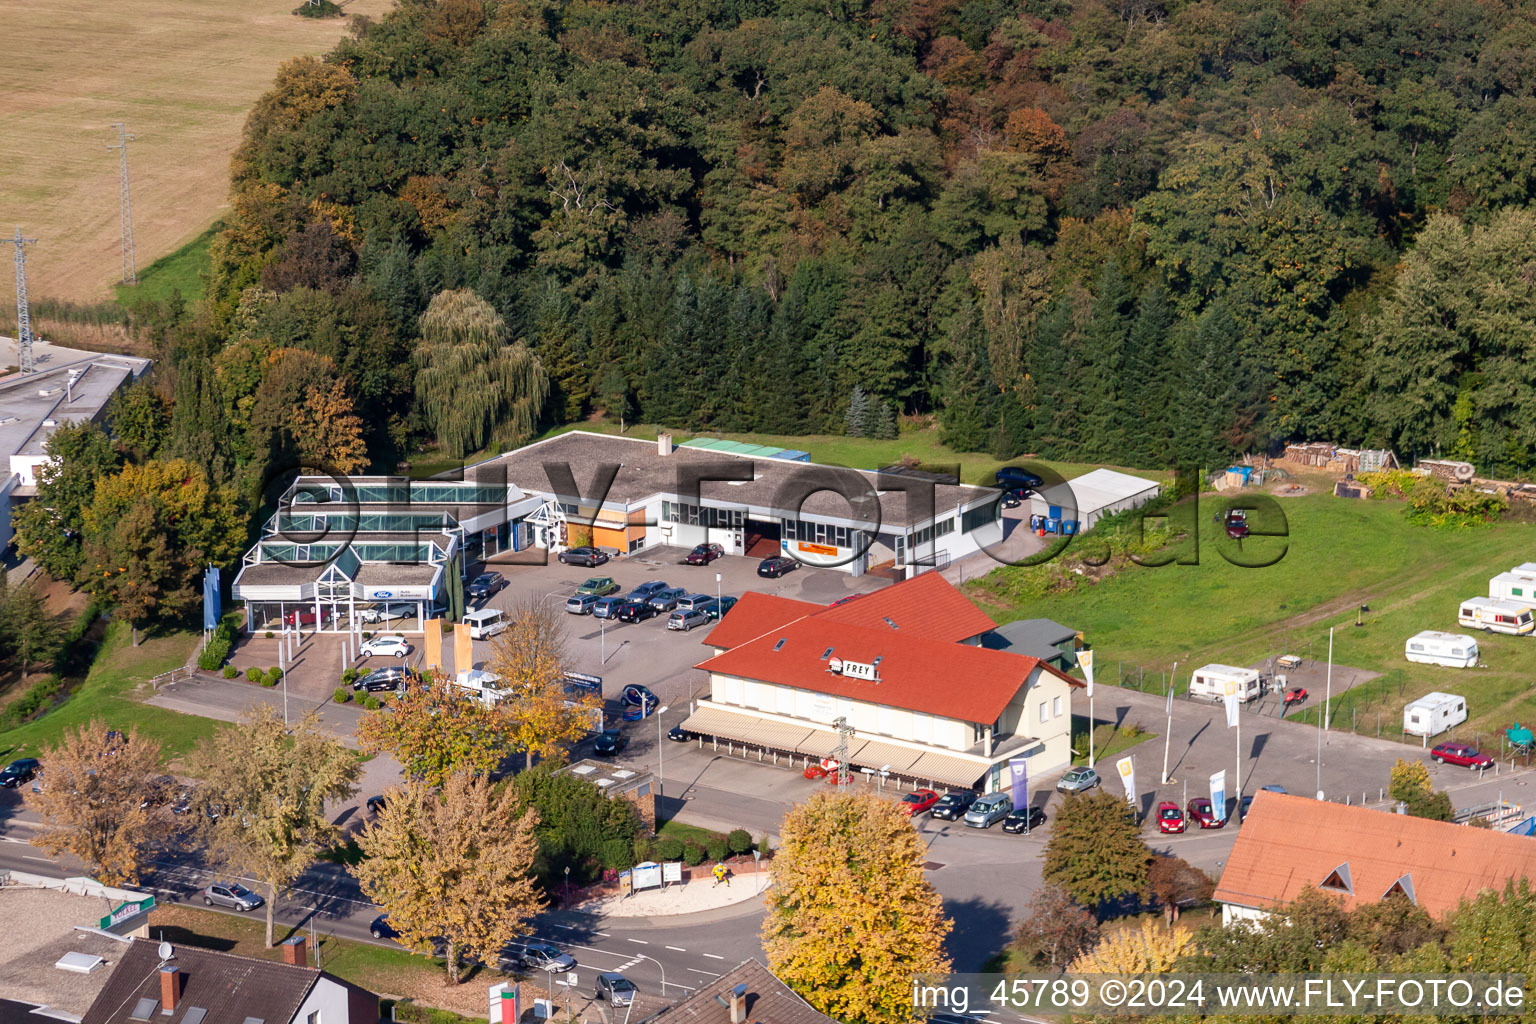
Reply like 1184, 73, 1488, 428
415, 289, 549, 457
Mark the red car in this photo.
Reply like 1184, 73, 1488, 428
1157, 801, 1186, 833
1431, 742, 1493, 770
1225, 509, 1250, 539
901, 789, 940, 816
283, 609, 334, 627
685, 543, 723, 565
1186, 797, 1225, 829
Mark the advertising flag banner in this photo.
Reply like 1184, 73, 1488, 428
1115, 755, 1135, 804
1210, 770, 1228, 822
454, 622, 473, 676
202, 566, 221, 630
1008, 758, 1029, 810
1080, 649, 1095, 697
1223, 679, 1241, 728
423, 621, 442, 670
1166, 685, 1174, 716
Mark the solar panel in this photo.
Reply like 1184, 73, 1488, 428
182, 1008, 208, 1024
129, 998, 159, 1021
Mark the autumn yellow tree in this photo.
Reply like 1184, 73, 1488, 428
292, 377, 368, 473
764, 790, 952, 1024
190, 706, 361, 947
26, 721, 170, 885
487, 598, 599, 770
356, 670, 521, 786
1069, 919, 1195, 974
354, 773, 543, 983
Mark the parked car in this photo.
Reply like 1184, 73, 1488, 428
647, 587, 688, 612
593, 729, 629, 755
1057, 767, 1101, 793
627, 581, 671, 602
757, 556, 798, 578
928, 792, 977, 821
595, 973, 636, 1006
675, 593, 714, 612
593, 595, 626, 619
622, 684, 658, 708
667, 608, 711, 632
0, 758, 40, 788
1186, 797, 1225, 829
353, 666, 409, 692
622, 699, 659, 721
366, 795, 388, 817
964, 792, 1014, 828
1431, 742, 1494, 770
370, 914, 399, 940
901, 789, 941, 816
577, 576, 620, 597
1001, 491, 1024, 509
996, 466, 1044, 491
202, 882, 264, 911
566, 593, 599, 615
357, 602, 419, 624
1001, 806, 1047, 833
360, 634, 412, 658
283, 609, 334, 627
510, 941, 576, 972
1225, 509, 1250, 539
702, 595, 739, 620
616, 600, 659, 623
685, 543, 724, 565
1157, 801, 1186, 834
467, 572, 507, 599
668, 724, 693, 742
559, 547, 609, 567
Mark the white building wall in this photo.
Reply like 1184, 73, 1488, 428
1221, 903, 1271, 928
293, 976, 352, 1024
712, 673, 974, 751
0, 473, 17, 549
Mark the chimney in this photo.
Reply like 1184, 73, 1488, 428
159, 966, 182, 1015
282, 935, 308, 967
658, 433, 674, 456
729, 983, 748, 1024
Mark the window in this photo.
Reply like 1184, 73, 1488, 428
1038, 702, 1048, 724
1515, 587, 1526, 596
308, 1013, 320, 1024
1319, 863, 1353, 893
783, 519, 852, 547
636, 783, 651, 797
961, 503, 998, 533
662, 501, 744, 528
1052, 696, 1062, 717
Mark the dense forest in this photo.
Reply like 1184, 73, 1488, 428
145, 0, 1536, 488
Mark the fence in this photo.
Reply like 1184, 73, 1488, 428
150, 667, 191, 690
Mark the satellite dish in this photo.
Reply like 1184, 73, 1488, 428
157, 941, 174, 961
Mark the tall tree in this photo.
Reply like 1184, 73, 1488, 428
291, 377, 369, 473
764, 791, 952, 1024
0, 580, 62, 680
1011, 884, 1101, 970
26, 721, 168, 885
355, 774, 543, 983
1043, 791, 1152, 912
356, 669, 521, 785
13, 422, 122, 581
190, 706, 361, 947
486, 599, 599, 770
415, 289, 549, 458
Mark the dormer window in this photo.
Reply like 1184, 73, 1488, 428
1383, 874, 1416, 903
1319, 862, 1353, 894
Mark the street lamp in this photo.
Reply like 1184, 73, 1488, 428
650, 696, 671, 800
715, 572, 722, 605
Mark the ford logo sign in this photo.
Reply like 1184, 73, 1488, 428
372, 590, 393, 598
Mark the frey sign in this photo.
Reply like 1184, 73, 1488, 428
828, 658, 879, 681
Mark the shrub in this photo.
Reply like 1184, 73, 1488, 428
360, 694, 381, 711
757, 834, 772, 856
334, 686, 353, 704
654, 837, 684, 861
600, 838, 633, 869
727, 829, 752, 855
246, 667, 263, 683
705, 835, 729, 862
341, 667, 358, 685
222, 666, 238, 679
264, 631, 274, 639
0, 675, 63, 730
197, 622, 235, 671
632, 837, 653, 864
682, 841, 706, 866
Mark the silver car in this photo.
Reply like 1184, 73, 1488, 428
1056, 767, 1101, 793
511, 941, 576, 972
647, 587, 688, 612
566, 593, 598, 615
595, 972, 636, 1006
666, 608, 710, 631
964, 792, 1013, 828
202, 882, 263, 911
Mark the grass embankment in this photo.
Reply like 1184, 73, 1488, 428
0, 621, 225, 763
116, 225, 218, 307
970, 493, 1536, 740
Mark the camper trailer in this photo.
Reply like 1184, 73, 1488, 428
1490, 570, 1536, 604
1187, 664, 1263, 703
462, 607, 508, 640
1458, 597, 1535, 636
1404, 631, 1479, 668
455, 669, 508, 705
1403, 692, 1468, 738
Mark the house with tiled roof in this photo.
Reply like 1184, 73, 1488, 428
682, 574, 1081, 792
1214, 791, 1536, 926
649, 960, 839, 1024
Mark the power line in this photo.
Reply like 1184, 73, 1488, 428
108, 122, 137, 285
12, 227, 38, 374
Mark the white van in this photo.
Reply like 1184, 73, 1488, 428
1489, 570, 1536, 604
1404, 630, 1479, 668
1403, 692, 1468, 738
462, 607, 508, 640
1457, 597, 1535, 636
454, 669, 508, 705
1188, 664, 1262, 703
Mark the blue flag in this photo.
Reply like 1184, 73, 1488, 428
1008, 757, 1029, 811
202, 566, 222, 630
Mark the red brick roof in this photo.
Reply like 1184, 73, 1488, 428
1214, 791, 1536, 918
814, 571, 997, 641
701, 592, 824, 650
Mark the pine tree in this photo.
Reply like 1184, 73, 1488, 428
936, 302, 1001, 453
870, 397, 897, 439
1076, 262, 1134, 462
845, 386, 871, 437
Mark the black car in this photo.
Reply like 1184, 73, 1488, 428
667, 724, 693, 742
1001, 490, 1024, 509
354, 667, 408, 692
0, 758, 40, 788
928, 792, 977, 821
758, 556, 798, 578
370, 914, 399, 940
1001, 806, 1048, 833
996, 466, 1044, 491
559, 546, 609, 567
616, 600, 659, 623
467, 572, 506, 599
593, 729, 629, 755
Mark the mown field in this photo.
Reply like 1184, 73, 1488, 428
968, 493, 1536, 741
0, 0, 389, 303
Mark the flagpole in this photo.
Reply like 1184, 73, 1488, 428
1089, 689, 1095, 769
1161, 662, 1177, 784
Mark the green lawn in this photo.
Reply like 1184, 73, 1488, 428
969, 494, 1536, 739
1071, 716, 1158, 767
0, 621, 227, 764
656, 818, 723, 846
115, 223, 217, 307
